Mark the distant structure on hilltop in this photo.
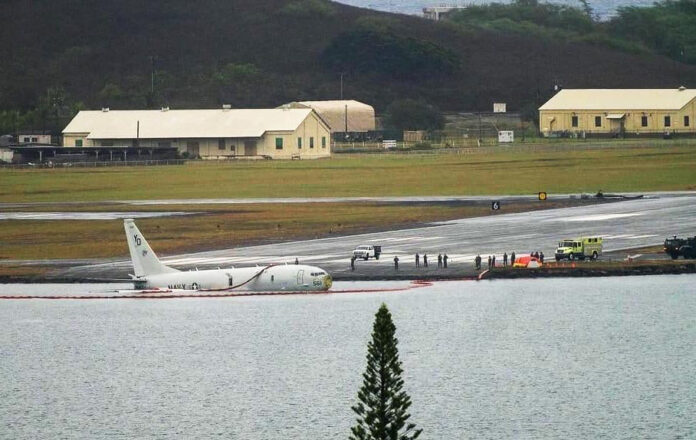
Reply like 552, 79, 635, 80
422, 5, 468, 20
539, 87, 696, 138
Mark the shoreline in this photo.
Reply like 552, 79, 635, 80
1, 261, 694, 284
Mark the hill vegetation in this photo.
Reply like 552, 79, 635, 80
1, 0, 695, 134
450, 0, 696, 64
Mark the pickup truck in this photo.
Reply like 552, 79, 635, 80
353, 245, 381, 260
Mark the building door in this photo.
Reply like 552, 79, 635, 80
186, 141, 199, 157
244, 140, 257, 156
297, 270, 304, 286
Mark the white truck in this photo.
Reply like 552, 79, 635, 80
352, 245, 382, 260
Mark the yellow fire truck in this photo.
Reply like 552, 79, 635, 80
554, 237, 603, 261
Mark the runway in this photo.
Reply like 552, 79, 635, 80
54, 193, 696, 279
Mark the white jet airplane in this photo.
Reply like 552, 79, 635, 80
124, 219, 332, 292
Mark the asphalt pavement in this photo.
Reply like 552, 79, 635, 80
51, 193, 696, 280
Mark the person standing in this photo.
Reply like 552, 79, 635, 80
503, 252, 508, 267
350, 255, 356, 271
423, 254, 428, 268
443, 254, 448, 269
415, 253, 420, 267
492, 255, 496, 268
475, 254, 481, 270
539, 251, 545, 263
510, 251, 516, 267
394, 255, 399, 271
437, 254, 442, 268
295, 257, 299, 265
488, 255, 492, 269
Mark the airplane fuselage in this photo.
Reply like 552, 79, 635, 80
138, 264, 332, 292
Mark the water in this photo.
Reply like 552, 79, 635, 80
1, 276, 695, 439
337, 0, 654, 20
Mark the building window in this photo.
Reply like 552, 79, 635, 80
101, 141, 113, 147
571, 116, 578, 128
31, 137, 38, 142
594, 116, 601, 127
297, 137, 302, 149
641, 116, 648, 127
322, 136, 326, 148
230, 144, 235, 152
685, 116, 690, 127
664, 116, 671, 127
158, 141, 171, 148
275, 138, 283, 150
309, 137, 314, 149
218, 139, 225, 150
75, 139, 83, 147
22, 137, 30, 143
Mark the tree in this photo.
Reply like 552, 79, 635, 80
385, 99, 444, 132
350, 304, 422, 440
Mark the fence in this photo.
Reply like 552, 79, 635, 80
333, 137, 696, 157
0, 159, 187, 169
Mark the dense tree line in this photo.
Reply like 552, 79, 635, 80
449, 0, 696, 64
0, 0, 694, 135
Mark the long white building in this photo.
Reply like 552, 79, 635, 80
62, 107, 332, 159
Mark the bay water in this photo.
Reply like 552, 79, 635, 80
1, 276, 695, 438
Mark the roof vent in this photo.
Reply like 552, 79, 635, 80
161, 106, 169, 111
678, 85, 686, 91
222, 104, 232, 110
101, 107, 109, 112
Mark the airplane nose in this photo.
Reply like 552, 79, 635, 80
322, 274, 333, 290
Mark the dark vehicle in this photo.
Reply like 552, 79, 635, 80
664, 236, 696, 259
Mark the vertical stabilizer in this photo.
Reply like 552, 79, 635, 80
124, 219, 179, 277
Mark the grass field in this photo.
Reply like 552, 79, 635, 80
0, 200, 581, 260
1, 144, 695, 203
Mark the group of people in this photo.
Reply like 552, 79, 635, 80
475, 253, 514, 270
473, 250, 544, 270
391, 253, 451, 271
413, 253, 448, 269
350, 250, 545, 272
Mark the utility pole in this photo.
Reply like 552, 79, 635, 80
148, 55, 157, 108
340, 72, 344, 100
150, 56, 156, 95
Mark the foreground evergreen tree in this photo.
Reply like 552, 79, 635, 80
350, 304, 422, 440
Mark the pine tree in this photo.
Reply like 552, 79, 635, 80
350, 304, 422, 440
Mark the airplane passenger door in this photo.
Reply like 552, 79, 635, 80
297, 270, 304, 286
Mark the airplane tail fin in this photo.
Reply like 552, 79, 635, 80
124, 219, 179, 277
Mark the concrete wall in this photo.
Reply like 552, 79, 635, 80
63, 134, 93, 147
540, 99, 696, 135
18, 134, 52, 144
260, 111, 331, 159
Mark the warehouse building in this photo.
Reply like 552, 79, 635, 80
62, 107, 332, 159
282, 100, 376, 136
539, 88, 696, 137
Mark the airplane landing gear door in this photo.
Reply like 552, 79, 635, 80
297, 270, 304, 286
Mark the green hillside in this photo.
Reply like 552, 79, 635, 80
1, 0, 695, 133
